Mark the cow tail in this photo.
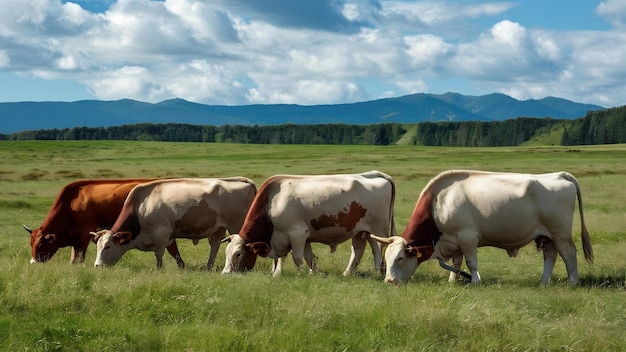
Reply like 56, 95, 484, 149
563, 172, 594, 264
385, 174, 397, 237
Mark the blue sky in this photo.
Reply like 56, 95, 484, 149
0, 0, 624, 108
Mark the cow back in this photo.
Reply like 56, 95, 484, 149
241, 172, 395, 247
112, 178, 256, 239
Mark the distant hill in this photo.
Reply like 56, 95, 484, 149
0, 92, 605, 133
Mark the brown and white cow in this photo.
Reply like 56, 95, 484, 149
91, 177, 256, 269
23, 178, 182, 264
372, 170, 593, 285
221, 171, 396, 276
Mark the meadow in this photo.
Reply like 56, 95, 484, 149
0, 141, 624, 351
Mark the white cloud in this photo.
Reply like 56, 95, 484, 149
246, 80, 368, 105
59, 2, 91, 27
164, 0, 238, 42
381, 1, 515, 26
596, 0, 626, 27
450, 20, 533, 80
0, 51, 10, 68
55, 55, 78, 70
404, 34, 452, 67
490, 20, 526, 45
86, 66, 151, 99
533, 32, 561, 61
0, 0, 624, 108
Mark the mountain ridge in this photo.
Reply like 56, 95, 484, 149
0, 92, 605, 133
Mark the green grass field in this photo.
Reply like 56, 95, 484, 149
1, 141, 625, 351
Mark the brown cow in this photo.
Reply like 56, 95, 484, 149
24, 178, 184, 266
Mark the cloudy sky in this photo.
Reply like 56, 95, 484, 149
0, 0, 625, 108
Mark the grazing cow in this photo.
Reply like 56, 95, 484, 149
372, 170, 593, 285
91, 177, 256, 269
221, 171, 396, 276
23, 178, 183, 264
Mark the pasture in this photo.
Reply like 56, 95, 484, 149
1, 141, 625, 351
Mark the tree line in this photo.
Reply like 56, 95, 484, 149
561, 106, 626, 146
3, 123, 406, 146
414, 117, 560, 147
2, 105, 624, 146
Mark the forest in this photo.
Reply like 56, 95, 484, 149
2, 105, 624, 146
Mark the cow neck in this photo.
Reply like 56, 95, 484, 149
401, 190, 441, 247
110, 200, 141, 239
37, 182, 82, 235
239, 176, 280, 246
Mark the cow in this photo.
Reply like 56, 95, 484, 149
221, 171, 396, 276
23, 178, 184, 265
371, 170, 593, 285
91, 177, 256, 270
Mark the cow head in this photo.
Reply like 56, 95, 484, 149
221, 234, 268, 274
91, 230, 133, 267
24, 224, 59, 263
371, 235, 434, 285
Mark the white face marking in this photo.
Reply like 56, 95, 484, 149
93, 230, 124, 267
383, 238, 419, 284
222, 235, 246, 274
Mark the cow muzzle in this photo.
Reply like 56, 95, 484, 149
385, 276, 398, 284
384, 276, 401, 285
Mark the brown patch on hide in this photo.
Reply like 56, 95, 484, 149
310, 201, 367, 232
175, 200, 217, 234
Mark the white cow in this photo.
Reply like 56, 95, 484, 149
221, 171, 396, 276
372, 170, 593, 285
91, 177, 256, 269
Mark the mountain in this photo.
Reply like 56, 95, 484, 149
0, 92, 605, 133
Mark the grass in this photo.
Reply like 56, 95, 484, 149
0, 141, 625, 351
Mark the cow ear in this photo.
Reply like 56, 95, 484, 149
43, 234, 56, 243
415, 246, 435, 263
113, 231, 133, 245
406, 245, 434, 261
247, 242, 271, 257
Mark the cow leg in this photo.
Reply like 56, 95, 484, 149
343, 232, 367, 276
541, 239, 557, 284
154, 248, 165, 269
448, 254, 464, 282
290, 236, 308, 273
272, 257, 285, 277
70, 246, 86, 264
458, 230, 481, 284
554, 237, 579, 285
207, 228, 227, 271
366, 232, 384, 275
166, 241, 185, 269
304, 243, 316, 274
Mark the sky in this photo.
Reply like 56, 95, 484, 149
0, 0, 625, 108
